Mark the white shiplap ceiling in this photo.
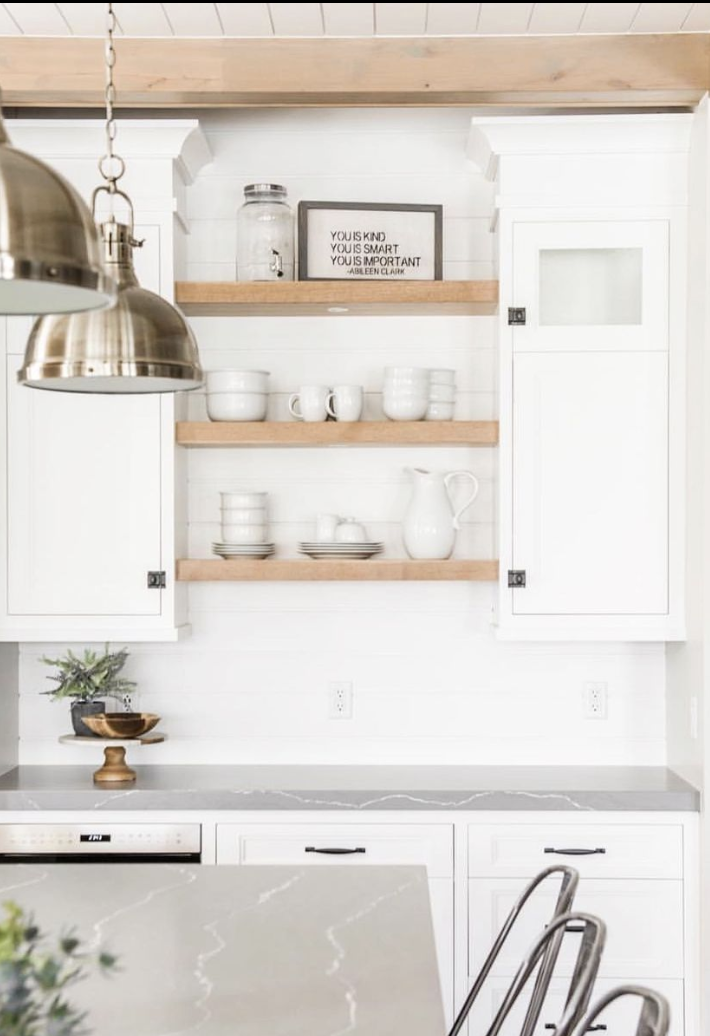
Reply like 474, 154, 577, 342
0, 3, 709, 37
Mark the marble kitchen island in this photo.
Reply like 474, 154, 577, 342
0, 863, 443, 1036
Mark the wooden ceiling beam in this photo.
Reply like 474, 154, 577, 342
0, 34, 707, 108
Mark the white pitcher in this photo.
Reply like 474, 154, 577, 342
403, 468, 479, 560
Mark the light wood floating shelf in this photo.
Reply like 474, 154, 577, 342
176, 559, 499, 582
176, 421, 499, 448
175, 280, 499, 316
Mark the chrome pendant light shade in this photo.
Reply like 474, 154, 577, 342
17, 2, 203, 393
0, 115, 114, 315
19, 221, 202, 393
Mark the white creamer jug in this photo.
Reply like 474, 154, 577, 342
402, 468, 479, 559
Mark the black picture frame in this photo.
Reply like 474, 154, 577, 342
297, 201, 443, 281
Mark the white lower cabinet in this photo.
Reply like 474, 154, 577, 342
214, 813, 697, 1036
215, 821, 456, 1027
465, 976, 685, 1036
465, 817, 694, 1036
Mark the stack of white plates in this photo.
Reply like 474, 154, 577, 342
299, 541, 384, 560
212, 542, 275, 560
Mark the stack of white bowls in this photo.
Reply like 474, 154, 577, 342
206, 370, 270, 422
427, 368, 456, 421
382, 367, 430, 421
213, 491, 274, 559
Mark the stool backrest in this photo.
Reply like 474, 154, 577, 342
486, 912, 607, 1036
559, 984, 670, 1036
448, 865, 579, 1036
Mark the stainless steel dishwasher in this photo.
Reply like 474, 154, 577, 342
0, 823, 202, 863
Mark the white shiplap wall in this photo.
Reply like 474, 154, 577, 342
18, 109, 667, 766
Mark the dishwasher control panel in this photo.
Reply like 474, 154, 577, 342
0, 823, 201, 856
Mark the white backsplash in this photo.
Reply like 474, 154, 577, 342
17, 109, 667, 767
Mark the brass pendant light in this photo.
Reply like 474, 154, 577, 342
18, 4, 203, 394
0, 110, 115, 315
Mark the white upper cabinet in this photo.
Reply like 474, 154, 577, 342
512, 348, 669, 617
0, 120, 211, 642
469, 115, 690, 640
6, 354, 163, 620
512, 220, 669, 352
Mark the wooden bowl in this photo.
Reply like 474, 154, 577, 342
83, 713, 160, 739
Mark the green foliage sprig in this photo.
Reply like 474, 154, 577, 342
0, 900, 118, 1036
40, 645, 136, 704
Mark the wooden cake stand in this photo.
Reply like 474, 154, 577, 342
59, 734, 166, 784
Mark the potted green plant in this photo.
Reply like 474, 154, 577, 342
0, 900, 118, 1036
41, 645, 136, 738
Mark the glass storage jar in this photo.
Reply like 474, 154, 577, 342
236, 183, 295, 281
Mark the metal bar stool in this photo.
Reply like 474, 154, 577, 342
448, 865, 580, 1036
557, 985, 670, 1036
484, 912, 607, 1036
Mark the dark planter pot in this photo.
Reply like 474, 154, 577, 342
70, 701, 106, 738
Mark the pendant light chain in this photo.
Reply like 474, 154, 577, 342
18, 0, 203, 392
99, 3, 126, 214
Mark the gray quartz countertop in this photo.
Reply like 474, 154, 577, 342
0, 764, 699, 812
0, 863, 442, 1036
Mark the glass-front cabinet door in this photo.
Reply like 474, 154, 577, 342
511, 220, 669, 351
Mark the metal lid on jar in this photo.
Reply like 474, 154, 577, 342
244, 183, 287, 197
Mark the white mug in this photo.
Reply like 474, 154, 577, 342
315, 513, 341, 542
289, 385, 330, 422
334, 518, 368, 544
326, 385, 363, 422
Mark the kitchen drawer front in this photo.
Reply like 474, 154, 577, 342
216, 823, 453, 877
468, 823, 683, 879
462, 976, 684, 1036
468, 878, 683, 979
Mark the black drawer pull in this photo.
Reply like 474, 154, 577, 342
544, 847, 606, 856
564, 924, 586, 933
545, 1026, 606, 1033
304, 846, 366, 855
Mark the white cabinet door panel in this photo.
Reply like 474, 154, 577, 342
512, 220, 668, 352
512, 351, 668, 615
7, 356, 163, 616
468, 878, 683, 979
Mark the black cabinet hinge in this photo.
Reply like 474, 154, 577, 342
147, 570, 166, 589
508, 570, 526, 588
508, 307, 526, 325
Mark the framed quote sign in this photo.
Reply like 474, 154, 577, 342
298, 201, 443, 281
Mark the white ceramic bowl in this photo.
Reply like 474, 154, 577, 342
221, 491, 268, 508
220, 507, 267, 523
429, 368, 456, 385
207, 392, 268, 422
383, 395, 429, 421
384, 366, 429, 380
429, 384, 456, 403
425, 401, 455, 421
207, 370, 270, 392
221, 523, 269, 543
385, 379, 429, 389
383, 388, 430, 402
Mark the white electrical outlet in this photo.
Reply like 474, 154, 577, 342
328, 681, 353, 720
583, 681, 608, 720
